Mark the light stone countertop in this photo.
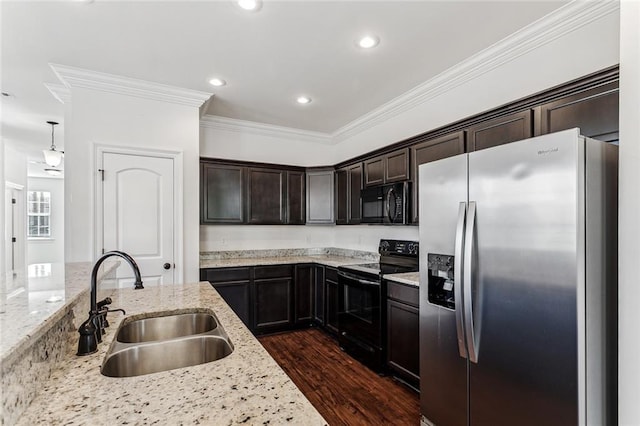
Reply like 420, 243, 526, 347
384, 271, 420, 287
200, 254, 372, 269
16, 282, 327, 425
0, 262, 118, 364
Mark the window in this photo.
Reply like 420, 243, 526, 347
27, 191, 51, 237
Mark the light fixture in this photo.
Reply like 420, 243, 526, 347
296, 96, 312, 105
358, 35, 380, 49
209, 78, 227, 87
237, 0, 261, 11
44, 168, 62, 176
43, 121, 63, 168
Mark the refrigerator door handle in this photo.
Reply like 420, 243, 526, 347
454, 202, 467, 359
464, 201, 479, 363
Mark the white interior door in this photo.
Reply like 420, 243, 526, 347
102, 152, 174, 287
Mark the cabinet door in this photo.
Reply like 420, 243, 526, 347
347, 163, 363, 224
325, 268, 339, 335
410, 131, 465, 223
294, 264, 314, 324
200, 162, 245, 224
387, 299, 420, 387
213, 281, 252, 328
200, 267, 252, 328
385, 148, 410, 183
253, 277, 293, 333
335, 168, 348, 225
314, 265, 325, 324
467, 110, 533, 152
364, 156, 385, 187
246, 167, 285, 224
287, 171, 306, 224
306, 170, 334, 224
536, 81, 619, 142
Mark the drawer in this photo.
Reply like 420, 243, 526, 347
254, 265, 293, 279
201, 267, 251, 283
387, 281, 419, 307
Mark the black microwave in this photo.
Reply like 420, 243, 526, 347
360, 182, 410, 224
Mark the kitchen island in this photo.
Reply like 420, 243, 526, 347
13, 281, 327, 425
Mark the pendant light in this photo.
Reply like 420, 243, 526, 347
43, 121, 63, 167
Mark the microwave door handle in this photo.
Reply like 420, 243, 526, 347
454, 202, 467, 359
386, 188, 395, 223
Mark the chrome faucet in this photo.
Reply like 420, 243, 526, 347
77, 251, 144, 356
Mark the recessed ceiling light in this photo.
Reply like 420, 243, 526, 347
237, 0, 261, 11
296, 96, 312, 105
358, 35, 380, 49
209, 78, 227, 87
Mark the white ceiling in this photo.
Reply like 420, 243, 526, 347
1, 0, 568, 172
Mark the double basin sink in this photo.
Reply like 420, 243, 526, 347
101, 309, 234, 378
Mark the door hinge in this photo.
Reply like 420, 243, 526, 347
98, 169, 105, 181
12, 237, 16, 243
102, 248, 105, 255
11, 198, 16, 204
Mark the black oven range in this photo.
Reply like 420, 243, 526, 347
337, 239, 419, 373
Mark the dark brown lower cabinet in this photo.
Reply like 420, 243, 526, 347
314, 265, 326, 324
200, 267, 252, 327
325, 267, 339, 335
386, 281, 420, 389
294, 264, 314, 324
253, 265, 293, 334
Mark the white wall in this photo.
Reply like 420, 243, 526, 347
200, 125, 334, 167
65, 88, 200, 282
618, 1, 640, 424
200, 225, 335, 252
27, 177, 64, 265
0, 139, 5, 279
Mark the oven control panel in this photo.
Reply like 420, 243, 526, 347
379, 239, 419, 256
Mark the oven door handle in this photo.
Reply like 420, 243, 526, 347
337, 271, 380, 287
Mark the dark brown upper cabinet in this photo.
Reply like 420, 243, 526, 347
247, 167, 286, 224
201, 159, 306, 225
363, 148, 410, 187
335, 168, 348, 224
410, 131, 465, 223
200, 162, 245, 224
335, 162, 363, 225
467, 110, 533, 152
286, 171, 305, 225
535, 81, 619, 143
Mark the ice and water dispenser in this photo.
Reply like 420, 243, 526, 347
427, 253, 455, 309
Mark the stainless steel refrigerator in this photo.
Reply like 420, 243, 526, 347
418, 128, 617, 426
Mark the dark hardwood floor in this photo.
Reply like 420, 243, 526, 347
258, 328, 420, 426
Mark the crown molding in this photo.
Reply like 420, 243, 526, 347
332, 0, 620, 142
49, 63, 212, 108
44, 82, 71, 104
200, 115, 333, 145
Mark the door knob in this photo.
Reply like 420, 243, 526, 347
163, 263, 171, 270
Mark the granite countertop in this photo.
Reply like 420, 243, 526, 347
384, 271, 420, 287
0, 262, 118, 363
16, 282, 327, 425
200, 254, 371, 269
199, 248, 379, 269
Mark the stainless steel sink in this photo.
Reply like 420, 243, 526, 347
116, 312, 218, 343
101, 336, 233, 377
101, 309, 233, 378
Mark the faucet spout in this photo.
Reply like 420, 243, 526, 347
77, 250, 143, 356
89, 250, 144, 314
